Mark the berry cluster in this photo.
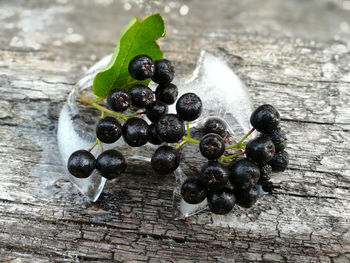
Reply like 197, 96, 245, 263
67, 53, 289, 217
180, 105, 289, 215
68, 54, 177, 180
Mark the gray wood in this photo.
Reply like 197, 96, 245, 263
1, 0, 350, 262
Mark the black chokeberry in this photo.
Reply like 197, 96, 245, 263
151, 146, 180, 175
234, 188, 259, 208
129, 85, 154, 108
122, 117, 150, 147
207, 188, 236, 215
148, 123, 163, 145
268, 150, 289, 172
107, 89, 131, 112
229, 158, 260, 191
199, 133, 225, 160
201, 161, 229, 190
67, 150, 95, 178
181, 178, 207, 204
146, 100, 168, 123
155, 83, 178, 105
258, 164, 272, 183
156, 114, 185, 143
128, 55, 155, 80
203, 117, 228, 138
250, 104, 280, 133
245, 136, 275, 164
261, 127, 287, 152
176, 93, 202, 121
96, 116, 122, 144
152, 59, 175, 84
96, 149, 127, 180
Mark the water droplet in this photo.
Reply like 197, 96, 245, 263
124, 2, 132, 10
179, 4, 189, 16
164, 6, 171, 13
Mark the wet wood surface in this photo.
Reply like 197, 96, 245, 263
0, 0, 350, 262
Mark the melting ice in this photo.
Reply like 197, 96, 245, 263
57, 51, 253, 217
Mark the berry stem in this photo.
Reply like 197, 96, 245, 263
185, 137, 200, 144
81, 97, 145, 120
175, 121, 200, 149
88, 140, 99, 152
220, 151, 245, 163
89, 96, 106, 104
123, 111, 146, 118
97, 139, 104, 153
91, 101, 128, 120
186, 121, 191, 138
225, 128, 255, 150
176, 140, 187, 149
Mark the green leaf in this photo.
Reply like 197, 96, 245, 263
93, 13, 165, 97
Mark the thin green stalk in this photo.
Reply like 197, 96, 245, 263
90, 102, 127, 120
82, 95, 145, 120
175, 122, 200, 149
186, 121, 190, 138
90, 96, 106, 104
88, 140, 98, 152
220, 151, 245, 163
176, 140, 187, 149
225, 128, 255, 150
186, 137, 200, 144
123, 111, 146, 118
97, 139, 103, 152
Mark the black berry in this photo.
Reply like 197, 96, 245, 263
129, 85, 154, 108
229, 158, 260, 191
148, 123, 163, 145
155, 83, 178, 105
151, 146, 180, 175
176, 93, 202, 121
203, 117, 228, 138
107, 89, 131, 112
96, 116, 122, 144
250, 104, 280, 133
268, 150, 289, 172
152, 59, 175, 84
260, 181, 274, 193
261, 127, 287, 152
67, 150, 95, 178
258, 164, 272, 183
122, 117, 150, 147
156, 114, 185, 143
201, 161, 229, 190
146, 100, 168, 122
245, 136, 275, 164
234, 188, 259, 208
96, 149, 127, 180
181, 178, 207, 204
207, 188, 236, 215
199, 133, 225, 160
128, 55, 155, 80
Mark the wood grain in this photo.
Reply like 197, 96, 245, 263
0, 0, 350, 262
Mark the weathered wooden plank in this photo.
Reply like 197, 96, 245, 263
1, 0, 350, 262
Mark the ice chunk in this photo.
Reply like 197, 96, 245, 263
57, 104, 106, 202
57, 51, 253, 208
